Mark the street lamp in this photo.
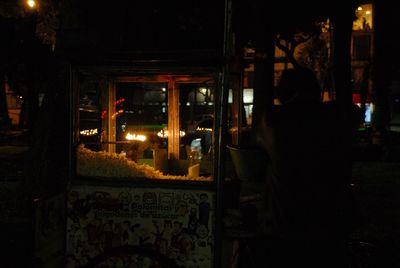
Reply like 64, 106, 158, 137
25, 0, 37, 9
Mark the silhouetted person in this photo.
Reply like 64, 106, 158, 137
257, 67, 356, 267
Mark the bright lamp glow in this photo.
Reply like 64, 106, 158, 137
196, 127, 212, 132
26, 0, 37, 8
126, 133, 147, 142
80, 128, 98, 136
157, 128, 186, 138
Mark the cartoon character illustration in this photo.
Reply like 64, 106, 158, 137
159, 192, 174, 207
152, 220, 168, 255
85, 218, 103, 251
162, 220, 173, 247
101, 220, 117, 250
183, 192, 197, 204
175, 200, 188, 216
187, 208, 199, 235
68, 192, 91, 224
198, 193, 211, 229
195, 224, 209, 247
118, 191, 132, 211
89, 191, 122, 211
143, 192, 157, 206
121, 221, 142, 245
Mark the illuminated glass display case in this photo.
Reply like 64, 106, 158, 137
75, 73, 218, 181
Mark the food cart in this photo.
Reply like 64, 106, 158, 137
66, 54, 228, 267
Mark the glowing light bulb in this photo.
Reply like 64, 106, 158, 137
26, 0, 36, 8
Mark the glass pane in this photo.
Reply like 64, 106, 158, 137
179, 83, 214, 176
78, 78, 102, 151
243, 88, 253, 126
352, 33, 372, 61
115, 82, 168, 161
353, 4, 373, 31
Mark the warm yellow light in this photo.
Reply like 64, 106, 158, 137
365, 10, 371, 15
26, 0, 36, 8
196, 127, 212, 132
125, 133, 147, 142
357, 6, 363, 11
273, 98, 282, 105
111, 109, 124, 119
80, 128, 98, 136
322, 91, 331, 102
200, 88, 208, 95
157, 128, 186, 138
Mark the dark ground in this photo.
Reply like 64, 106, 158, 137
1, 130, 400, 267
350, 160, 400, 268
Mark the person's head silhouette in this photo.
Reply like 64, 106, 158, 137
277, 67, 321, 104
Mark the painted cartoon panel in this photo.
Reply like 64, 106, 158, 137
66, 185, 214, 268
34, 192, 66, 268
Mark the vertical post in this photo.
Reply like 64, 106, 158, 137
168, 78, 180, 159
107, 80, 116, 153
68, 63, 75, 185
214, 69, 229, 268
213, 0, 232, 267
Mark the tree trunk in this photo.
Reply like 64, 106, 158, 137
372, 2, 395, 145
331, 14, 353, 106
330, 4, 357, 190
252, 9, 275, 134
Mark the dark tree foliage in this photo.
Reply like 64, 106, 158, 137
58, 0, 225, 52
232, 0, 358, 49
